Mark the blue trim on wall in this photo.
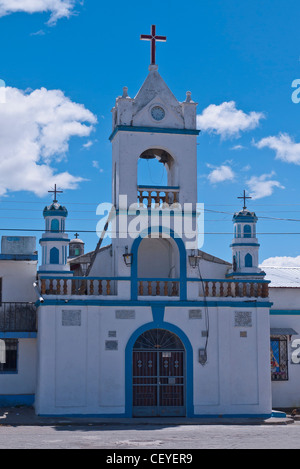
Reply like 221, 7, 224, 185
130, 227, 187, 301
187, 278, 269, 284
138, 185, 180, 190
125, 310, 194, 418
270, 310, 300, 315
230, 243, 260, 247
192, 413, 273, 419
0, 332, 37, 339
151, 304, 165, 323
226, 272, 266, 278
38, 270, 74, 275
39, 275, 129, 280
0, 394, 34, 408
39, 238, 70, 243
0, 254, 38, 261
233, 216, 257, 223
38, 411, 276, 419
43, 211, 67, 218
109, 125, 200, 141
36, 299, 273, 308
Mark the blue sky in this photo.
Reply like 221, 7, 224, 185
0, 0, 300, 265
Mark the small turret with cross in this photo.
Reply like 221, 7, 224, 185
38, 184, 71, 276
228, 191, 263, 278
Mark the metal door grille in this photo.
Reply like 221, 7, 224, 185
132, 329, 185, 417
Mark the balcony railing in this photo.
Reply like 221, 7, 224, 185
0, 302, 37, 332
138, 186, 180, 208
198, 280, 269, 298
40, 277, 116, 296
38, 277, 269, 300
138, 279, 180, 297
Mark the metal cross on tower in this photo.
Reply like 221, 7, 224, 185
238, 190, 252, 210
74, 233, 79, 239
140, 25, 167, 65
48, 184, 63, 203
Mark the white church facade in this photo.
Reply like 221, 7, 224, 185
0, 27, 300, 418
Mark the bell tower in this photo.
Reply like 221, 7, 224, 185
109, 26, 200, 280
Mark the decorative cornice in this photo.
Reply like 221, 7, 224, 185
109, 125, 200, 141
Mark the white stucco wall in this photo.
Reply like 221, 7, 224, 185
35, 303, 272, 417
0, 260, 37, 302
0, 338, 37, 396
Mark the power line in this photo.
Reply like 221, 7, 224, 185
0, 228, 300, 235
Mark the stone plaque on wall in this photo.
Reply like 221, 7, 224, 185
105, 340, 118, 351
234, 311, 252, 328
62, 310, 81, 326
189, 309, 202, 319
115, 310, 135, 319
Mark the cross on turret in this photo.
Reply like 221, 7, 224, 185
238, 190, 252, 210
48, 184, 63, 203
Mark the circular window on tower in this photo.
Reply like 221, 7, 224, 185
150, 105, 165, 121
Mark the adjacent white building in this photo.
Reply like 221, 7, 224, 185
0, 236, 38, 406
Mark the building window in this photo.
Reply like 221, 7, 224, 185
50, 247, 59, 264
0, 339, 18, 373
245, 253, 253, 268
271, 336, 288, 381
244, 224, 252, 238
51, 219, 59, 233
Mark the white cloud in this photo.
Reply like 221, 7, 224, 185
0, 86, 97, 197
0, 0, 81, 24
255, 132, 300, 165
207, 164, 235, 184
197, 101, 265, 139
83, 140, 94, 149
246, 172, 284, 200
92, 160, 104, 173
261, 256, 300, 267
231, 144, 245, 150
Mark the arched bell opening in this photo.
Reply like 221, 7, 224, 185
137, 148, 179, 208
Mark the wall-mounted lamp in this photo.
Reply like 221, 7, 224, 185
123, 246, 133, 267
188, 250, 200, 269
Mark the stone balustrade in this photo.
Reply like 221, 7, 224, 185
138, 279, 179, 297
38, 278, 269, 299
200, 280, 269, 298
137, 186, 180, 208
40, 278, 115, 296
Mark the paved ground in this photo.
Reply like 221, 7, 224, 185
1, 422, 300, 449
0, 407, 299, 449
